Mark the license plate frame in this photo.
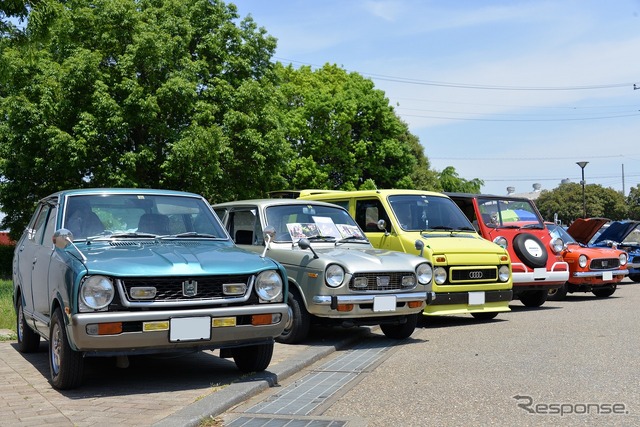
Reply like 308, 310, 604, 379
169, 316, 211, 342
373, 295, 397, 312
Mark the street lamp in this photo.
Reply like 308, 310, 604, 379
576, 161, 588, 218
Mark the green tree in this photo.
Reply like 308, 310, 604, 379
627, 185, 640, 220
0, 0, 291, 237
274, 63, 422, 191
536, 182, 627, 224
437, 166, 483, 193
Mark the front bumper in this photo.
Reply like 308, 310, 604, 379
512, 262, 569, 287
309, 291, 427, 318
69, 303, 288, 353
572, 269, 628, 278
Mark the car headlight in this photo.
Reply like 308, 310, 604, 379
434, 267, 447, 285
416, 263, 433, 285
498, 265, 510, 282
255, 270, 284, 302
619, 253, 627, 266
578, 254, 588, 268
550, 237, 564, 253
80, 275, 114, 311
493, 236, 508, 250
325, 264, 345, 288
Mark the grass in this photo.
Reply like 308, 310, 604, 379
0, 279, 16, 337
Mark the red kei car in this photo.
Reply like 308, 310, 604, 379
546, 219, 628, 300
447, 193, 569, 307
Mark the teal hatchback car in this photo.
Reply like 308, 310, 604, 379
13, 188, 288, 389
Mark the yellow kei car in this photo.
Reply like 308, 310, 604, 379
297, 190, 512, 320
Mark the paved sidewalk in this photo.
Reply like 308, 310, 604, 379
0, 326, 373, 427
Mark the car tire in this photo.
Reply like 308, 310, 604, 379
471, 312, 499, 320
232, 342, 274, 373
592, 285, 616, 298
628, 274, 640, 283
16, 298, 40, 353
276, 289, 310, 344
519, 290, 547, 307
380, 313, 418, 339
513, 233, 548, 269
547, 284, 568, 301
49, 308, 84, 390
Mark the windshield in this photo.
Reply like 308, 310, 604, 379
477, 198, 544, 229
265, 204, 366, 243
547, 223, 576, 244
387, 195, 475, 231
63, 193, 227, 240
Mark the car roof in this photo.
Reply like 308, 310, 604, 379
298, 189, 450, 199
41, 188, 203, 202
214, 198, 347, 209
445, 192, 533, 202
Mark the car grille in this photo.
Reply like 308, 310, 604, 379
348, 272, 416, 291
119, 275, 253, 302
589, 258, 620, 270
449, 267, 498, 283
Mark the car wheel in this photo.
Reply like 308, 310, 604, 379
592, 285, 616, 298
49, 308, 84, 390
513, 233, 548, 269
471, 312, 499, 320
380, 313, 418, 339
16, 298, 40, 353
628, 274, 640, 283
547, 284, 568, 301
276, 289, 310, 344
232, 342, 274, 373
519, 290, 547, 307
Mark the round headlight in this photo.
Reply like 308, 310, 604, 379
498, 265, 510, 282
434, 267, 447, 285
550, 237, 564, 254
80, 275, 114, 310
578, 254, 588, 268
493, 236, 508, 250
619, 253, 628, 266
325, 264, 345, 288
255, 270, 283, 301
416, 263, 433, 284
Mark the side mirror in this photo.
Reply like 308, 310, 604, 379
260, 226, 276, 258
53, 229, 74, 249
377, 219, 386, 231
414, 239, 425, 257
298, 238, 319, 259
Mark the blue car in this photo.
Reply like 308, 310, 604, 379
13, 188, 288, 389
589, 220, 640, 283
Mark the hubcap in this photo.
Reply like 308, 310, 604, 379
51, 323, 62, 375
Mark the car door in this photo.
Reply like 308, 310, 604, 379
31, 204, 58, 327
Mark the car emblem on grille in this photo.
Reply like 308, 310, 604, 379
602, 260, 608, 267
468, 271, 484, 279
182, 280, 198, 297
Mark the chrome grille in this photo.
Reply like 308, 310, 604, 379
120, 275, 252, 302
349, 272, 416, 291
450, 267, 498, 283
589, 258, 620, 270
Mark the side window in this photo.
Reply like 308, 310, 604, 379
30, 205, 50, 244
331, 200, 350, 211
229, 209, 262, 245
355, 199, 389, 232
42, 207, 57, 246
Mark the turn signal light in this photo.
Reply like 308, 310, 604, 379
96, 322, 123, 335
408, 301, 423, 308
252, 313, 277, 326
337, 304, 354, 312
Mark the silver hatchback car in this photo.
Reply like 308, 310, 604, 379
214, 199, 433, 343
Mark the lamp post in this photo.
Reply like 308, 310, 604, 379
576, 161, 588, 218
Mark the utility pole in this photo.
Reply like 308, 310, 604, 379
622, 163, 625, 196
576, 161, 588, 218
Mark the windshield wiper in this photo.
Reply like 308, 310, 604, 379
107, 232, 159, 238
522, 224, 544, 229
163, 232, 219, 238
306, 235, 336, 241
336, 235, 368, 244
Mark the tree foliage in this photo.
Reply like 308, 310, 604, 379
536, 182, 627, 224
627, 184, 640, 220
437, 166, 483, 193
0, 0, 292, 237
274, 63, 429, 191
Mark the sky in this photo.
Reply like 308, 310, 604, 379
230, 0, 640, 196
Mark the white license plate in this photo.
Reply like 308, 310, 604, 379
373, 295, 397, 312
170, 316, 211, 342
602, 271, 613, 281
533, 268, 546, 279
468, 291, 485, 305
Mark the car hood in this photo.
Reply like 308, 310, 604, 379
567, 218, 610, 244
267, 244, 424, 272
74, 240, 279, 276
592, 220, 640, 246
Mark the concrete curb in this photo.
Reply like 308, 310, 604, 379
154, 328, 374, 427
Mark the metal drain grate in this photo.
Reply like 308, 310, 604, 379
227, 415, 347, 426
